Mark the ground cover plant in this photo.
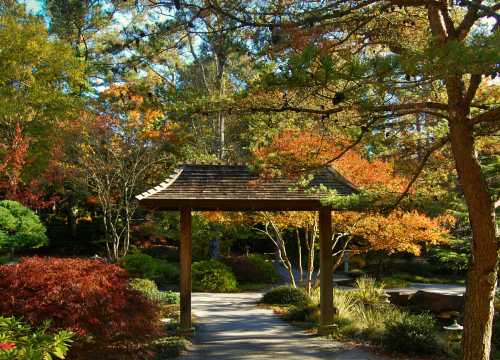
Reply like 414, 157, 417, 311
192, 259, 238, 292
0, 316, 74, 360
268, 278, 453, 357
130, 278, 180, 304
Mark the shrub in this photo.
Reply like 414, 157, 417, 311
261, 286, 311, 306
192, 260, 238, 292
329, 286, 404, 342
152, 336, 189, 359
0, 257, 161, 342
130, 278, 179, 304
224, 255, 279, 284
382, 313, 440, 355
0, 200, 47, 253
130, 278, 158, 293
0, 316, 74, 360
120, 252, 179, 286
143, 245, 179, 262
351, 277, 387, 306
284, 304, 320, 323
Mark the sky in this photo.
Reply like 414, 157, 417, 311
23, 0, 43, 14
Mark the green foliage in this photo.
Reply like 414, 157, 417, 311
284, 304, 320, 323
382, 313, 440, 355
351, 277, 387, 306
192, 260, 238, 292
130, 278, 180, 305
320, 281, 404, 342
120, 252, 180, 286
261, 286, 311, 306
429, 238, 470, 274
0, 6, 85, 180
0, 200, 47, 253
130, 278, 158, 293
152, 336, 189, 359
224, 254, 279, 284
0, 316, 74, 360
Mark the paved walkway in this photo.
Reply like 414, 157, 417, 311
181, 292, 387, 360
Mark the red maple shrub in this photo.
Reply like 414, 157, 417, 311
0, 257, 162, 342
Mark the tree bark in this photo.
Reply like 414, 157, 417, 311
448, 117, 498, 360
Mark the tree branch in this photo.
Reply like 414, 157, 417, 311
471, 107, 500, 125
390, 136, 449, 209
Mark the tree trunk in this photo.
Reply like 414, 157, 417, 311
448, 118, 498, 360
297, 229, 303, 284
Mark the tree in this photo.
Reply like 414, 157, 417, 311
78, 84, 170, 261
252, 129, 450, 293
0, 200, 48, 254
0, 5, 85, 209
203, 2, 499, 357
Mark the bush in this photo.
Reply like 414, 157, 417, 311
327, 286, 404, 342
152, 336, 189, 359
143, 246, 179, 262
351, 277, 387, 306
192, 260, 238, 292
120, 252, 179, 286
261, 286, 311, 306
0, 316, 74, 360
382, 313, 440, 355
130, 278, 179, 304
224, 255, 279, 284
0, 200, 47, 253
0, 257, 161, 342
284, 304, 320, 323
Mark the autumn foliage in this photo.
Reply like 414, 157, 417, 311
253, 128, 405, 191
0, 257, 161, 341
332, 210, 451, 255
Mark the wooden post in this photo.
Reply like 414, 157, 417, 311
319, 207, 334, 333
179, 208, 193, 333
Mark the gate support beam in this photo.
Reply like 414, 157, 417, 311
179, 207, 193, 333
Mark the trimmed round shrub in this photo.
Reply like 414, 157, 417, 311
261, 286, 311, 306
382, 313, 440, 355
192, 260, 237, 292
120, 252, 179, 286
224, 255, 279, 284
0, 200, 47, 253
0, 257, 161, 342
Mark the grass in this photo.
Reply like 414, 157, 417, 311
267, 277, 458, 359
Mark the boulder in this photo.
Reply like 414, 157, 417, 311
409, 291, 464, 313
388, 291, 415, 307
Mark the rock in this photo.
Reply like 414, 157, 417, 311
388, 290, 464, 314
388, 291, 415, 307
409, 291, 464, 313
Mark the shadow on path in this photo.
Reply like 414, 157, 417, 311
181, 292, 387, 360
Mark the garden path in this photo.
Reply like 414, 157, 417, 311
180, 292, 387, 360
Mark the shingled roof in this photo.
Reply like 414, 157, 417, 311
136, 164, 356, 211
